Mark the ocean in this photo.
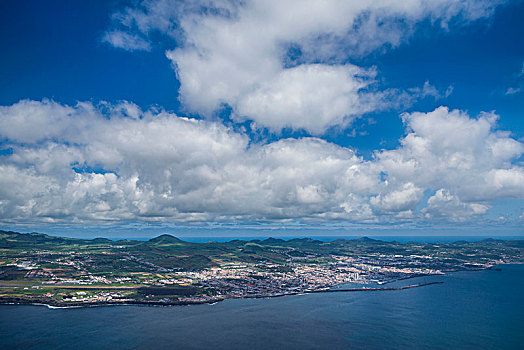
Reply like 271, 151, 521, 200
1, 264, 523, 349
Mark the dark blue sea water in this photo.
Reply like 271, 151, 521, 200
1, 264, 523, 349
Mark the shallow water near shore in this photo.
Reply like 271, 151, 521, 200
1, 264, 523, 349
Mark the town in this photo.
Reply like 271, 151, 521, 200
0, 231, 522, 306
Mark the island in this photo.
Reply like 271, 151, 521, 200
0, 230, 522, 307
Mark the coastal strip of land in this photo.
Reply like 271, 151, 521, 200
0, 281, 444, 308
1, 230, 521, 307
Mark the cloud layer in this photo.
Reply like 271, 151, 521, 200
3, 1, 520, 230
1, 100, 522, 225
105, 0, 503, 133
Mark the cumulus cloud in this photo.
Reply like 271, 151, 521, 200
0, 100, 522, 225
377, 107, 524, 203
104, 0, 502, 133
370, 183, 424, 215
423, 189, 489, 222
235, 64, 380, 133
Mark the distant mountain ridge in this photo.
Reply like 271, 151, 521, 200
148, 234, 186, 244
0, 229, 521, 248
1, 229, 523, 274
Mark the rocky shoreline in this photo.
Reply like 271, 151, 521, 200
0, 296, 224, 308
0, 281, 444, 308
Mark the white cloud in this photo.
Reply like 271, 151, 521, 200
235, 64, 380, 133
423, 189, 489, 222
102, 31, 151, 51
370, 183, 424, 215
0, 100, 522, 225
503, 61, 524, 96
105, 0, 502, 133
505, 87, 521, 95
416, 81, 454, 99
377, 107, 524, 203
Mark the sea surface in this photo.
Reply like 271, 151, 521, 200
1, 264, 523, 349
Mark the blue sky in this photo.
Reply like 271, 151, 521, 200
0, 0, 523, 238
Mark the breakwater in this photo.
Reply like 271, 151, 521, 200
310, 281, 444, 294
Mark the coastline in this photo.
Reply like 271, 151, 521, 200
0, 281, 444, 309
0, 297, 225, 309
2, 264, 521, 350
1, 262, 518, 310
